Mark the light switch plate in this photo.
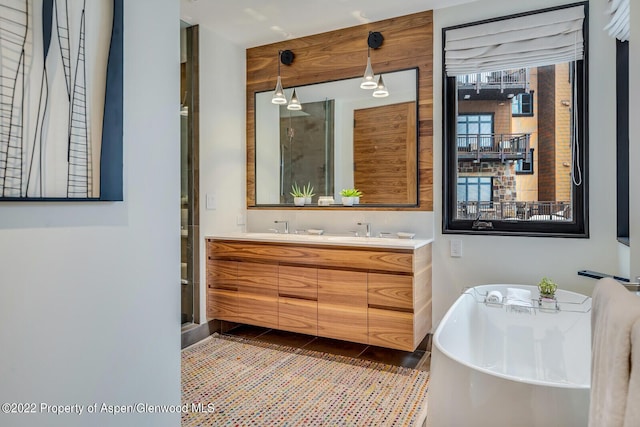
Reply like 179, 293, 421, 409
450, 239, 462, 257
206, 193, 216, 210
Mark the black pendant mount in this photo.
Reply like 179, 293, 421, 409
367, 31, 384, 49
280, 49, 295, 65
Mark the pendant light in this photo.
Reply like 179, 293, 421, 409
272, 75, 287, 104
272, 50, 295, 105
360, 55, 377, 89
372, 75, 389, 98
287, 88, 302, 110
360, 31, 384, 90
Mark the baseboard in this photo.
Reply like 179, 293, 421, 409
418, 333, 432, 352
181, 319, 219, 349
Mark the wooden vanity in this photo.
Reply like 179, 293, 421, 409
206, 234, 432, 351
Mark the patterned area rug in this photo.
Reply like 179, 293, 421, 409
181, 333, 429, 426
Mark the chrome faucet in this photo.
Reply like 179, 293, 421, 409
274, 220, 289, 234
357, 222, 371, 237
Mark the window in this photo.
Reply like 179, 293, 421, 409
515, 148, 534, 175
443, 3, 588, 236
457, 177, 492, 203
512, 93, 533, 116
457, 115, 493, 151
457, 177, 492, 219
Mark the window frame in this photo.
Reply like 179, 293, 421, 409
442, 3, 589, 237
616, 39, 629, 245
515, 148, 535, 175
512, 92, 534, 117
457, 176, 493, 204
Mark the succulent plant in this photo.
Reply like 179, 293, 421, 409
340, 188, 362, 197
290, 182, 304, 198
538, 277, 558, 298
302, 182, 315, 198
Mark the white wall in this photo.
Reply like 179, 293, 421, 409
630, 0, 640, 281
0, 1, 181, 426
432, 0, 621, 327
197, 26, 247, 321
192, 0, 631, 336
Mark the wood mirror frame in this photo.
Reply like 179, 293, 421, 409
246, 10, 433, 210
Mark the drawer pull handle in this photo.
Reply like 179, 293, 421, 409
368, 304, 413, 313
279, 293, 318, 302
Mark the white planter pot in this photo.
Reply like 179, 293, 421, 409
341, 196, 354, 206
294, 197, 306, 206
353, 196, 360, 204
305, 197, 312, 204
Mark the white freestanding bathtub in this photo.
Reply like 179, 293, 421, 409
428, 284, 591, 427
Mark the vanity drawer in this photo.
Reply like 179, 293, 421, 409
318, 269, 368, 344
278, 297, 317, 336
236, 262, 278, 294
207, 288, 237, 322
206, 259, 237, 289
278, 265, 317, 300
368, 307, 414, 351
368, 273, 413, 311
236, 291, 278, 329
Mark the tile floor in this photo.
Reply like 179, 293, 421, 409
222, 324, 431, 371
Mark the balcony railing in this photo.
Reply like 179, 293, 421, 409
457, 69, 529, 93
457, 133, 530, 162
457, 201, 572, 221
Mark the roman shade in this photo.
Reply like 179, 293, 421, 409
604, 0, 629, 41
444, 5, 585, 76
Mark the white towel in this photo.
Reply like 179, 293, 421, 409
589, 278, 640, 427
505, 287, 532, 307
485, 290, 503, 304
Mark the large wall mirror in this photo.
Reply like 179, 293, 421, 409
254, 68, 418, 207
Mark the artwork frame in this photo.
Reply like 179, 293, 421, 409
0, 0, 123, 201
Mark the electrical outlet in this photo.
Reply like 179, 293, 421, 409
236, 213, 245, 225
450, 240, 462, 257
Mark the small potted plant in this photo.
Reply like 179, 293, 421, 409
538, 277, 558, 310
302, 182, 315, 204
290, 183, 306, 206
340, 188, 362, 206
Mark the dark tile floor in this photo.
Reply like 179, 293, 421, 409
222, 324, 431, 371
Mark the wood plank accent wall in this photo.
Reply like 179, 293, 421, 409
246, 11, 433, 210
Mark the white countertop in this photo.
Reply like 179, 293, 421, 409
208, 232, 433, 250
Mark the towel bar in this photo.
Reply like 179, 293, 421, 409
622, 283, 640, 292
577, 270, 640, 293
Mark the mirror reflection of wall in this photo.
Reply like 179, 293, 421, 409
255, 68, 418, 206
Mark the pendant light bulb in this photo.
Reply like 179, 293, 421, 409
360, 56, 377, 89
272, 75, 287, 104
287, 88, 302, 111
372, 75, 389, 98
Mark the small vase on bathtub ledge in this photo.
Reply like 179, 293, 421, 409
538, 277, 558, 311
